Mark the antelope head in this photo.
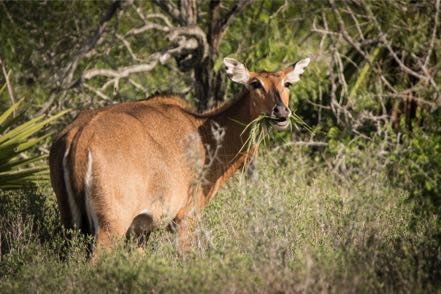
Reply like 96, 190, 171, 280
223, 57, 310, 130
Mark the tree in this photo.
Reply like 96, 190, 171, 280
53, 0, 254, 111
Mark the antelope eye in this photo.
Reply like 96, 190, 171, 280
250, 80, 262, 89
284, 82, 292, 88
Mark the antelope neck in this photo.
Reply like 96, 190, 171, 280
196, 91, 257, 189
204, 90, 255, 152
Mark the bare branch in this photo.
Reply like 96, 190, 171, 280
179, 0, 197, 25
379, 34, 429, 82
126, 7, 172, 36
152, 0, 182, 24
343, 2, 365, 41
80, 21, 209, 94
167, 26, 208, 59
116, 34, 140, 61
59, 0, 121, 88
361, 2, 434, 84
84, 83, 111, 101
424, 0, 440, 67
329, 0, 372, 66
210, 0, 254, 50
128, 78, 148, 94
83, 57, 163, 81
146, 13, 173, 28
132, 3, 173, 27
126, 22, 170, 35
0, 57, 16, 108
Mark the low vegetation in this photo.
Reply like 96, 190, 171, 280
1, 145, 439, 293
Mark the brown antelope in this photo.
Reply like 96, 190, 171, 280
49, 57, 310, 254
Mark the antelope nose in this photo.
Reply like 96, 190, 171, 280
272, 105, 291, 118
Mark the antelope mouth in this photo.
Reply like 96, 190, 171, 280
269, 117, 290, 130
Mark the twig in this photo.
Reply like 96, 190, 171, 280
60, 0, 121, 89
0, 57, 16, 112
362, 2, 433, 83
126, 22, 170, 35
128, 78, 148, 94
83, 62, 162, 80
152, 0, 182, 24
210, 0, 254, 50
424, 0, 439, 67
132, 3, 173, 27
84, 83, 111, 101
116, 33, 141, 61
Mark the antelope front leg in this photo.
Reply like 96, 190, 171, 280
174, 216, 196, 253
173, 191, 206, 253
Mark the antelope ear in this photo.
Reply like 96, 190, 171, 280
284, 58, 311, 84
223, 58, 250, 85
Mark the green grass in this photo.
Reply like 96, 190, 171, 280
0, 147, 440, 293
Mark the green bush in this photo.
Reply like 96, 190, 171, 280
392, 112, 441, 221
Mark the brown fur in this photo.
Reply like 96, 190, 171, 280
49, 67, 298, 253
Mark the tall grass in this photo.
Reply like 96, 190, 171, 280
0, 147, 440, 293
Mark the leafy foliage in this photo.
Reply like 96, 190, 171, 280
392, 111, 441, 220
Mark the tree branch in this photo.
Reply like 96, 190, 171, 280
0, 57, 16, 107
424, 0, 440, 67
59, 0, 121, 89
179, 0, 197, 25
210, 0, 254, 50
81, 24, 205, 84
83, 55, 164, 81
152, 0, 182, 24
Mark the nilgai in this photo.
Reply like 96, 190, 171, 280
49, 57, 310, 254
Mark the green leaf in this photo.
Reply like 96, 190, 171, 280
0, 104, 68, 190
0, 99, 23, 126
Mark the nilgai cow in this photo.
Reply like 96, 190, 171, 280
49, 57, 310, 254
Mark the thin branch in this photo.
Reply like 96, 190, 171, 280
379, 34, 430, 82
424, 0, 440, 67
343, 3, 365, 41
271, 141, 329, 153
210, 0, 254, 50
128, 78, 148, 94
269, 0, 289, 19
0, 57, 16, 109
126, 22, 170, 35
60, 0, 121, 89
84, 83, 111, 101
329, 0, 372, 66
133, 3, 173, 27
146, 13, 173, 28
81, 23, 208, 90
126, 8, 172, 36
361, 2, 432, 83
83, 59, 162, 80
116, 34, 140, 61
152, 0, 182, 24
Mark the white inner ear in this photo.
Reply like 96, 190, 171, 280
223, 58, 250, 85
286, 57, 311, 84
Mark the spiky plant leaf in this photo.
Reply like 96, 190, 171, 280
0, 97, 68, 189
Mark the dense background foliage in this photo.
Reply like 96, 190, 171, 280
0, 0, 440, 292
